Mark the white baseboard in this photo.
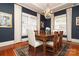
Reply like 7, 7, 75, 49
0, 38, 79, 47
21, 38, 28, 42
71, 39, 79, 43
0, 38, 28, 47
63, 37, 79, 43
0, 40, 14, 47
63, 37, 67, 40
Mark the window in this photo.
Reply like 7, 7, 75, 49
28, 16, 37, 30
22, 13, 28, 36
22, 13, 37, 37
54, 14, 67, 35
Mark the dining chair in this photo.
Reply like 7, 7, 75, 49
46, 31, 59, 55
57, 31, 63, 50
28, 29, 43, 55
51, 31, 63, 51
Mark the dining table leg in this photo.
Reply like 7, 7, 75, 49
43, 41, 46, 56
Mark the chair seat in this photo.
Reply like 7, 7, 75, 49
46, 41, 54, 46
34, 40, 43, 47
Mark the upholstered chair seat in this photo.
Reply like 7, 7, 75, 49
46, 41, 54, 46
46, 31, 59, 55
34, 40, 43, 47
28, 29, 43, 55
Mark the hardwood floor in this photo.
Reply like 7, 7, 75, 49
65, 42, 79, 56
0, 42, 28, 56
0, 41, 79, 56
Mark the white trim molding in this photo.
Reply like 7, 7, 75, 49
14, 4, 22, 43
63, 37, 67, 41
0, 40, 14, 47
51, 14, 54, 33
66, 8, 72, 41
62, 38, 79, 44
37, 13, 40, 34
21, 38, 28, 42
71, 39, 79, 43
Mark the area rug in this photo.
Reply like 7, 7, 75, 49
57, 44, 69, 56
14, 44, 69, 56
14, 45, 29, 56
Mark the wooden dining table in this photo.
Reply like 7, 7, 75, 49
35, 32, 54, 56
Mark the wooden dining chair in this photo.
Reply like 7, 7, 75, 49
57, 31, 63, 50
46, 31, 59, 55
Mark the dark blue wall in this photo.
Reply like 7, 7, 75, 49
0, 3, 14, 42
40, 15, 45, 30
72, 6, 79, 39
54, 9, 66, 16
40, 15, 51, 30
22, 7, 37, 16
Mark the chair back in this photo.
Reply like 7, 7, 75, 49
53, 31, 59, 45
59, 31, 63, 47
52, 31, 59, 52
59, 31, 63, 38
28, 29, 36, 47
54, 31, 58, 42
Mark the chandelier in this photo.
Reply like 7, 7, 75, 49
44, 8, 52, 19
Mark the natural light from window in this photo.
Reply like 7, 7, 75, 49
22, 13, 37, 36
54, 14, 67, 35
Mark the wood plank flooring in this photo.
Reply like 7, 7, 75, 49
65, 42, 79, 56
0, 42, 28, 56
0, 41, 79, 56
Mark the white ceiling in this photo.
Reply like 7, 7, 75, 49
19, 3, 66, 14
18, 3, 79, 15
32, 3, 64, 10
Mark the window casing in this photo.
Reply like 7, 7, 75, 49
22, 12, 37, 37
54, 14, 67, 35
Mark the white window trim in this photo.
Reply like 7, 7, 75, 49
22, 12, 37, 36
54, 14, 67, 35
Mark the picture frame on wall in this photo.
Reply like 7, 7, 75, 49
0, 12, 12, 28
40, 21, 44, 28
76, 16, 79, 26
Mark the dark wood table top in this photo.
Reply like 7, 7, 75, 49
35, 33, 54, 41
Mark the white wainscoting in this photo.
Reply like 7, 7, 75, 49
71, 39, 79, 43
0, 40, 14, 47
63, 37, 79, 43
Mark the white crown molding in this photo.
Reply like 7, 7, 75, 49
17, 3, 67, 15
53, 3, 79, 13
17, 3, 79, 15
17, 3, 42, 14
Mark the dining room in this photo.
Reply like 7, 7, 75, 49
0, 3, 79, 56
